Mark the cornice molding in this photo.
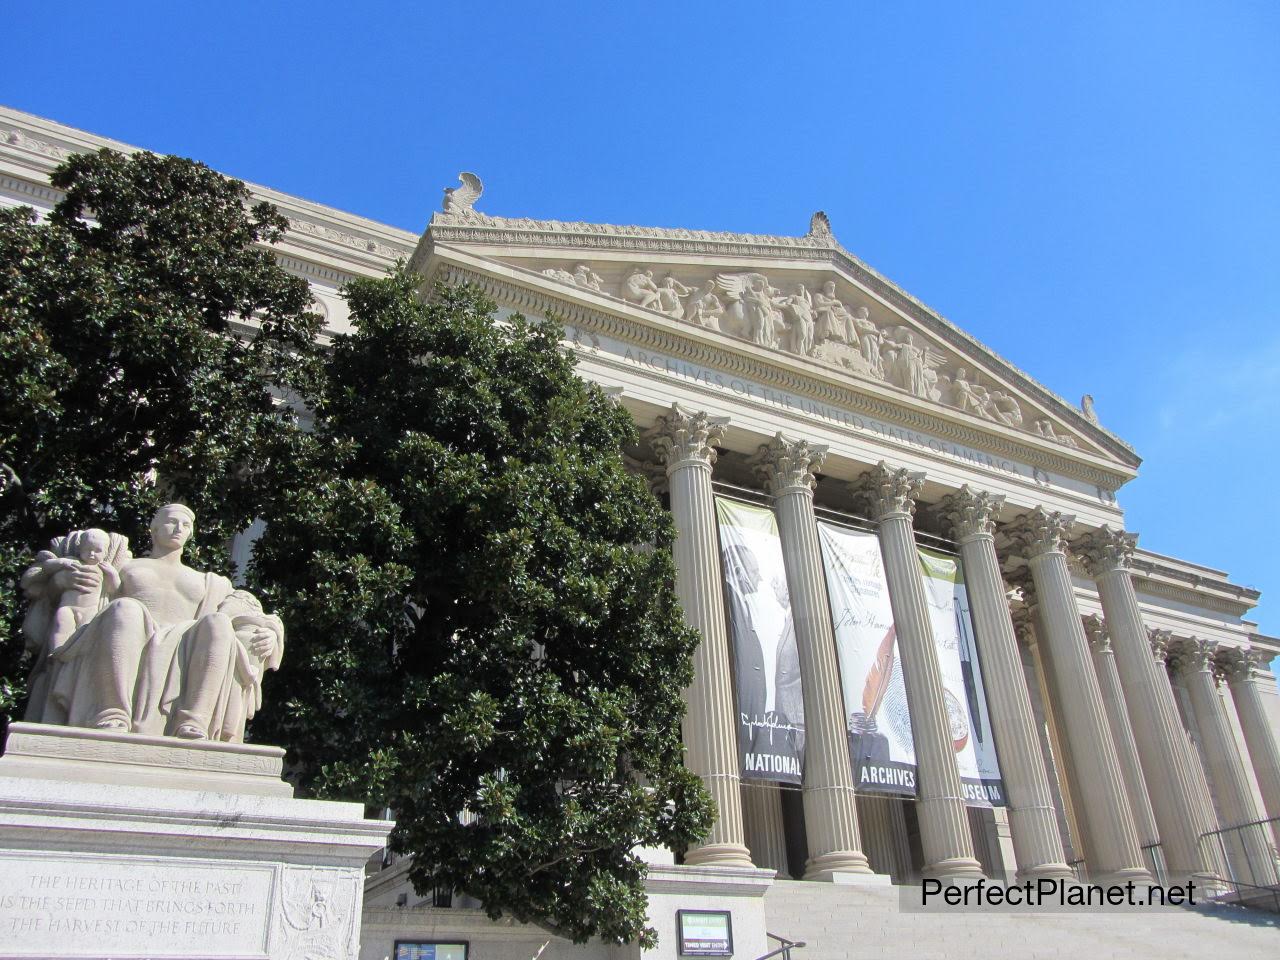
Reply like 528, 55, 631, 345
1132, 577, 1258, 618
431, 260, 1134, 493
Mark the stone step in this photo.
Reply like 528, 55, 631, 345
761, 880, 1280, 960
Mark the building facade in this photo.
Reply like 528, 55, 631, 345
4, 106, 1280, 954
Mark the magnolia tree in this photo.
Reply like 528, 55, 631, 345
0, 148, 320, 718
248, 275, 713, 946
0, 147, 711, 945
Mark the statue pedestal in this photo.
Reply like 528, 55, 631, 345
0, 722, 393, 960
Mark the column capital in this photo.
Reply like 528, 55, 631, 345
754, 433, 828, 496
1171, 637, 1218, 676
1007, 507, 1077, 559
937, 485, 1005, 542
1073, 526, 1138, 577
1147, 627, 1174, 664
622, 453, 669, 497
852, 461, 925, 521
648, 403, 728, 474
1082, 614, 1111, 654
1010, 605, 1037, 648
1220, 645, 1277, 684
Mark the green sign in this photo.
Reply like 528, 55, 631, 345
678, 909, 733, 956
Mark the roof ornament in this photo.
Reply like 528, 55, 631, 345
442, 172, 483, 216
1081, 394, 1099, 424
807, 210, 834, 241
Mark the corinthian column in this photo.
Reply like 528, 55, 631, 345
1075, 528, 1219, 881
1173, 640, 1278, 886
853, 463, 983, 880
1081, 615, 1161, 850
1223, 648, 1280, 826
756, 435, 872, 879
1006, 509, 1149, 882
649, 404, 752, 868
936, 487, 1071, 880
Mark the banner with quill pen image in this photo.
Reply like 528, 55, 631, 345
816, 523, 1005, 806
715, 497, 805, 785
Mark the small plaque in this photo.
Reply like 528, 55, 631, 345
677, 909, 733, 957
394, 941, 468, 960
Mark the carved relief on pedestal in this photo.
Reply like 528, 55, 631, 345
273, 867, 361, 960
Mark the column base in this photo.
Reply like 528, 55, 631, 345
802, 849, 873, 881
1014, 861, 1077, 882
684, 841, 756, 870
921, 856, 985, 883
1090, 866, 1155, 886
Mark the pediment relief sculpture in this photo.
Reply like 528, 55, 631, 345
428, 172, 1090, 453
20, 504, 284, 743
530, 257, 1091, 450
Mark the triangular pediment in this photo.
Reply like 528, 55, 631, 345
415, 204, 1138, 473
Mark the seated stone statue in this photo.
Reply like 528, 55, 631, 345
20, 504, 284, 743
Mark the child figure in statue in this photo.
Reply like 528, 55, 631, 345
43, 529, 121, 653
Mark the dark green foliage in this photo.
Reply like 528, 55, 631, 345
249, 275, 713, 947
0, 148, 322, 719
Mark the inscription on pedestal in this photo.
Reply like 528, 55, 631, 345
0, 853, 274, 958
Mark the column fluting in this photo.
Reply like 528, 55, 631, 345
1223, 647, 1280, 828
854, 462, 983, 880
650, 404, 753, 868
1006, 509, 1150, 883
756, 434, 871, 879
1075, 527, 1220, 881
1081, 615, 1161, 849
1174, 640, 1278, 886
936, 487, 1072, 880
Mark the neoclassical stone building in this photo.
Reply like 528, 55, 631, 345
4, 106, 1279, 953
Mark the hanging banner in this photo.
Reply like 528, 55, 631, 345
817, 522, 917, 796
715, 497, 804, 784
816, 522, 1006, 805
917, 547, 1005, 806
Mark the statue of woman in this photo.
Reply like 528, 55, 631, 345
22, 504, 284, 742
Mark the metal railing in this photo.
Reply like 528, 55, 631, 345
756, 932, 806, 960
1066, 857, 1087, 884
1198, 815, 1280, 892
1210, 878, 1280, 914
1140, 841, 1168, 886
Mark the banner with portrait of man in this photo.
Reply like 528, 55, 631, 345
715, 497, 804, 784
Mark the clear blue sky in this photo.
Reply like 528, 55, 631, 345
5, 2, 1279, 639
